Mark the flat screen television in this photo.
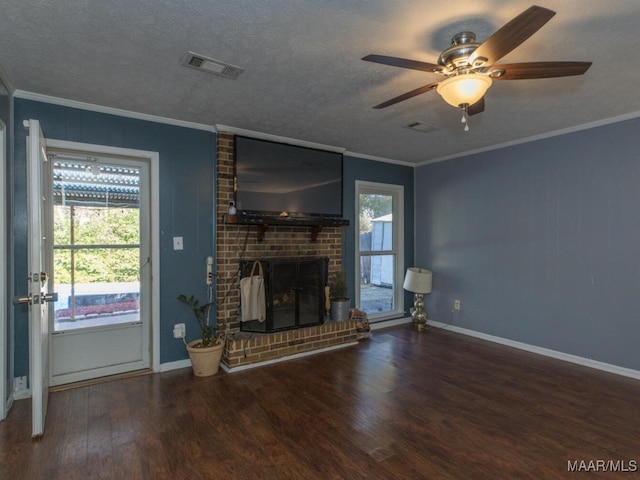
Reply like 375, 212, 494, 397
233, 135, 345, 221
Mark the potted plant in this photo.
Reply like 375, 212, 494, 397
177, 293, 225, 377
329, 270, 350, 321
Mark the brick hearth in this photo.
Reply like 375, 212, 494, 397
225, 320, 358, 369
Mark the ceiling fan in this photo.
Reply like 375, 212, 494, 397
362, 5, 591, 127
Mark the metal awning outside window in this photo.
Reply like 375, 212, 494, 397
52, 159, 140, 208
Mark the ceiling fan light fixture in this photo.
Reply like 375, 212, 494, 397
436, 74, 492, 108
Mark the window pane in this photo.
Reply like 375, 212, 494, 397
72, 206, 140, 245
360, 254, 395, 314
54, 247, 140, 330
54, 205, 71, 245
54, 279, 140, 331
359, 193, 393, 252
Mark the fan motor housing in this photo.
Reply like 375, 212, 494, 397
438, 31, 480, 69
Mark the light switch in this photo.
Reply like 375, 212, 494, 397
173, 236, 184, 250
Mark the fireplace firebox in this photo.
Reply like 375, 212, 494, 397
239, 257, 328, 333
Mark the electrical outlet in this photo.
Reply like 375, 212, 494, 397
173, 323, 186, 339
453, 300, 461, 311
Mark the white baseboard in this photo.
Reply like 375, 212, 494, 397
13, 388, 31, 400
221, 341, 359, 373
158, 359, 191, 373
370, 317, 412, 330
429, 320, 640, 381
3, 394, 14, 419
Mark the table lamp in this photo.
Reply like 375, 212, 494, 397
403, 267, 433, 330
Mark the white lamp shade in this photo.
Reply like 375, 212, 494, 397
403, 267, 433, 294
436, 74, 492, 107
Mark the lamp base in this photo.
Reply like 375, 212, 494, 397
410, 293, 428, 331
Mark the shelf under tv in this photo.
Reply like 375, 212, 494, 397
228, 214, 350, 241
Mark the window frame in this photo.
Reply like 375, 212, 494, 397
354, 180, 404, 321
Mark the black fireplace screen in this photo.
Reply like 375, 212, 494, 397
239, 257, 328, 333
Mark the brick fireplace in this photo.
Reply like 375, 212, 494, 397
215, 132, 357, 369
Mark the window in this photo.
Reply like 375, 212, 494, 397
355, 181, 404, 320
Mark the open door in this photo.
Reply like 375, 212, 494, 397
19, 119, 54, 437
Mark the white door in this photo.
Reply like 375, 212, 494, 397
48, 148, 151, 386
25, 119, 53, 437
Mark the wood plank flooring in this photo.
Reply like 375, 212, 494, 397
1, 325, 639, 479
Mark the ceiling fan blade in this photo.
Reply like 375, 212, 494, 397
362, 54, 443, 73
372, 82, 440, 109
467, 97, 485, 116
469, 6, 556, 66
489, 61, 592, 80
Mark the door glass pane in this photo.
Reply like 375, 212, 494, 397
360, 254, 395, 313
358, 194, 393, 252
52, 160, 141, 331
358, 192, 395, 315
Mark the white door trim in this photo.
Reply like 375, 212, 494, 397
44, 139, 161, 372
0, 120, 7, 420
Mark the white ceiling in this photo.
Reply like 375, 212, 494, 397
1, 0, 639, 165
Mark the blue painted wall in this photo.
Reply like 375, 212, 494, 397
343, 155, 415, 316
12, 99, 216, 377
415, 117, 640, 370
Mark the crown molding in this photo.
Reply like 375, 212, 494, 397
14, 90, 216, 132
419, 110, 640, 166
344, 150, 414, 167
215, 124, 346, 153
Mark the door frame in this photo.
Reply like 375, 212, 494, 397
0, 120, 7, 419
354, 180, 405, 321
45, 139, 161, 373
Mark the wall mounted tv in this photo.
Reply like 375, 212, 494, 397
233, 135, 347, 225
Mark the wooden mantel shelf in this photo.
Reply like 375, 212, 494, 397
226, 215, 349, 241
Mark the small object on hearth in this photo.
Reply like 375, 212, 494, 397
324, 286, 331, 317
227, 201, 237, 223
350, 308, 370, 339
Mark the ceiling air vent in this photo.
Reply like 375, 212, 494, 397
183, 52, 244, 80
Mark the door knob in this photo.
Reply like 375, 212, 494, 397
13, 294, 32, 305
13, 292, 57, 305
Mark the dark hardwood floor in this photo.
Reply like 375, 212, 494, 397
1, 325, 639, 479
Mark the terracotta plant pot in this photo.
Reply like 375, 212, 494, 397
186, 340, 224, 377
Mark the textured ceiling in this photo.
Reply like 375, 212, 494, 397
1, 0, 639, 165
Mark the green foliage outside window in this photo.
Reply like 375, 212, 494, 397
359, 194, 392, 233
54, 205, 140, 284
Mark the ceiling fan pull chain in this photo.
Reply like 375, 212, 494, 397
461, 106, 470, 131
